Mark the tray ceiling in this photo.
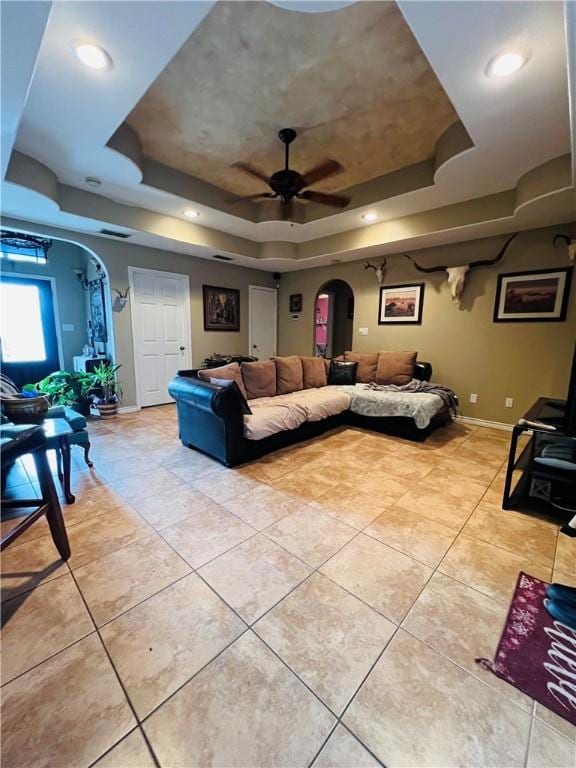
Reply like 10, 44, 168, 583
127, 0, 458, 196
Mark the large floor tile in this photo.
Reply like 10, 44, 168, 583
111, 467, 189, 502
463, 505, 557, 566
93, 729, 156, 768
192, 471, 262, 503
143, 631, 335, 767
167, 452, 228, 483
365, 507, 456, 567
94, 453, 161, 484
130, 485, 222, 530
255, 573, 395, 714
437, 454, 500, 485
354, 470, 414, 507
343, 630, 531, 768
402, 572, 533, 710
310, 484, 388, 530
1, 634, 136, 768
439, 534, 552, 604
1, 536, 69, 601
312, 725, 381, 767
320, 533, 432, 623
527, 718, 575, 768
222, 484, 305, 529
264, 506, 357, 568
74, 534, 191, 625
267, 469, 341, 502
67, 504, 153, 569
1, 573, 94, 684
101, 573, 245, 718
534, 703, 576, 743
199, 534, 311, 623
374, 452, 437, 481
161, 505, 255, 568
555, 534, 576, 576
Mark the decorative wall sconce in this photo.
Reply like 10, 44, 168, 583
73, 260, 105, 290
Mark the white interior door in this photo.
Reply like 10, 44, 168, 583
129, 268, 191, 407
249, 286, 277, 360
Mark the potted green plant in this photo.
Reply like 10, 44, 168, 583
27, 371, 93, 416
90, 362, 122, 419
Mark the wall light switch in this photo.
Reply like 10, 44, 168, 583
62, 323, 75, 332
359, 327, 369, 336
469, 393, 478, 404
505, 397, 514, 408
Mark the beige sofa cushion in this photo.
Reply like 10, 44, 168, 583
376, 351, 417, 385
300, 356, 327, 389
198, 362, 247, 400
285, 388, 351, 422
274, 356, 304, 395
243, 397, 307, 440
344, 351, 379, 383
241, 360, 276, 400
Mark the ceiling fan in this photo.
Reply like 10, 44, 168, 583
231, 128, 350, 218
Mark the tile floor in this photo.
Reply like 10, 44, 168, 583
1, 406, 575, 767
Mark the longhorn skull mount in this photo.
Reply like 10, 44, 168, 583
553, 234, 576, 263
403, 232, 519, 305
363, 258, 387, 286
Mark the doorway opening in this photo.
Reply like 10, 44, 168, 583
313, 279, 354, 358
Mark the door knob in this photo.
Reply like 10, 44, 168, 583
179, 346, 185, 351
252, 344, 257, 349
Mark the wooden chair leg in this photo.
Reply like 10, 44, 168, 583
55, 448, 64, 481
83, 441, 94, 468
32, 449, 70, 561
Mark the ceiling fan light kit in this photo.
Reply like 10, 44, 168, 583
232, 128, 351, 218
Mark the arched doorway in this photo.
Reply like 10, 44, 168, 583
313, 279, 354, 357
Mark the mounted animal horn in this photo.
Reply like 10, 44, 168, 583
553, 234, 576, 262
363, 258, 387, 286
404, 232, 518, 305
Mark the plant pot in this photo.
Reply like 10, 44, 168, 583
97, 403, 118, 419
1, 395, 50, 424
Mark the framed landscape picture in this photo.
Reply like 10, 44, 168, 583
378, 283, 424, 325
493, 267, 572, 323
203, 285, 240, 331
88, 279, 107, 342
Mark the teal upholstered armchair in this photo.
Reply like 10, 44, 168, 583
46, 405, 93, 468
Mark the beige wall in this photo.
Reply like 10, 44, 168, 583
278, 224, 576, 424
0, 239, 88, 370
2, 218, 275, 408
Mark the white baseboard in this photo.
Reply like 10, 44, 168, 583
457, 415, 513, 432
117, 405, 140, 414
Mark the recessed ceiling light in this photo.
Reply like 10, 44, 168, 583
486, 51, 527, 79
184, 209, 200, 219
73, 42, 113, 71
362, 212, 379, 223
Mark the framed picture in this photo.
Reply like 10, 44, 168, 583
88, 279, 107, 342
378, 283, 424, 325
203, 285, 240, 331
289, 293, 302, 313
493, 267, 573, 323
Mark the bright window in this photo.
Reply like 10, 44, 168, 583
0, 282, 47, 362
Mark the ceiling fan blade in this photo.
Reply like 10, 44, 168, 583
232, 162, 270, 184
225, 193, 276, 204
300, 190, 351, 208
301, 159, 343, 187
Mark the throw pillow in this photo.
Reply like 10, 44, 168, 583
328, 359, 358, 386
344, 351, 379, 383
198, 362, 248, 400
209, 378, 252, 415
273, 356, 304, 395
376, 351, 417, 385
300, 356, 327, 389
241, 360, 276, 399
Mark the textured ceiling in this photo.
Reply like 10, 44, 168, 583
128, 0, 459, 197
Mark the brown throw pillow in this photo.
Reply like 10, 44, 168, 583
376, 351, 417, 385
300, 356, 327, 389
274, 356, 304, 395
344, 351, 379, 383
198, 362, 247, 400
241, 360, 276, 399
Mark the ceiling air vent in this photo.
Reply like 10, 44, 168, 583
100, 229, 131, 239
212, 254, 234, 261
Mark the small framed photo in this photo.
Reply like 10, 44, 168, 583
203, 285, 240, 331
378, 283, 424, 325
289, 293, 303, 313
493, 268, 573, 322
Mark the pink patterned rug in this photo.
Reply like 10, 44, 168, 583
477, 572, 576, 726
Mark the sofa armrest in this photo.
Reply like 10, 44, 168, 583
168, 374, 242, 419
414, 361, 432, 382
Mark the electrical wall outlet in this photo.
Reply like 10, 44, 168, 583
358, 327, 369, 336
505, 397, 514, 408
469, 393, 478, 404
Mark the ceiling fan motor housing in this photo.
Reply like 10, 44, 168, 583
269, 169, 305, 203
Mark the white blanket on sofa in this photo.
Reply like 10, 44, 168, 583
336, 384, 445, 429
